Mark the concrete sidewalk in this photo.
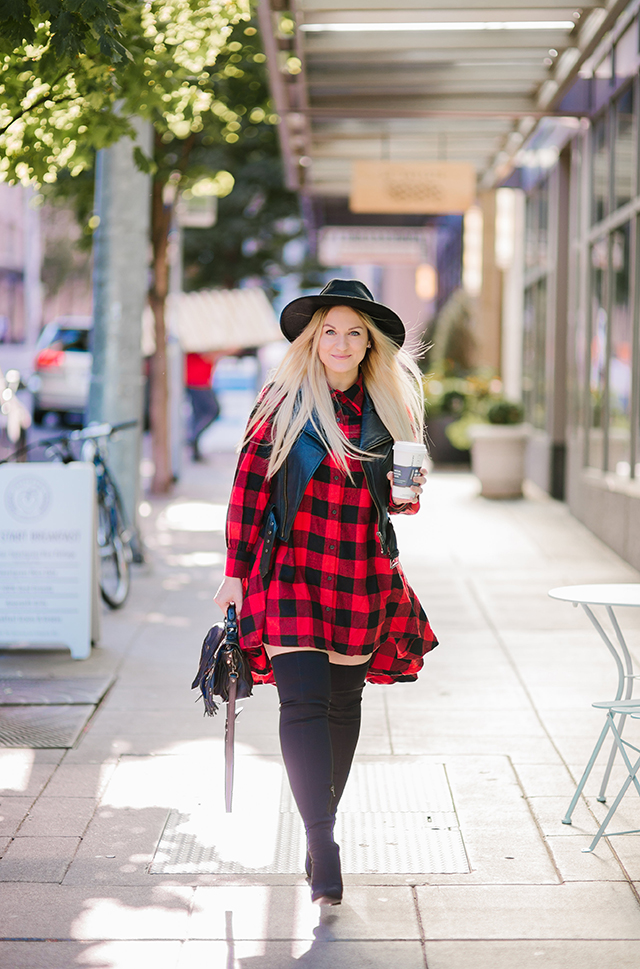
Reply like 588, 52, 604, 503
2, 442, 640, 968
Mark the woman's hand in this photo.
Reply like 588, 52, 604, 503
387, 461, 429, 510
214, 575, 244, 615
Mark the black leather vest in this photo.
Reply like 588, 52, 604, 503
259, 388, 399, 578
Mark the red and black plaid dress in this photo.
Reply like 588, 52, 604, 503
225, 378, 438, 684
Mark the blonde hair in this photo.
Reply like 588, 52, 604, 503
242, 306, 424, 477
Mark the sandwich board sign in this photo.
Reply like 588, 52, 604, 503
0, 463, 99, 659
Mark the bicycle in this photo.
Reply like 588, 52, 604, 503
1, 420, 138, 609
0, 367, 30, 462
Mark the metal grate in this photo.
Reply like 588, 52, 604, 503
279, 761, 457, 815
0, 704, 95, 748
150, 761, 470, 876
0, 676, 114, 706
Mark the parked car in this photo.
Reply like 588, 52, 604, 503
30, 316, 92, 424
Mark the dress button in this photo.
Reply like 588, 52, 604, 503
329, 544, 335, 550
334, 475, 339, 481
327, 575, 332, 581
331, 509, 337, 515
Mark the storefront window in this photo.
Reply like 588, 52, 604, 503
573, 294, 588, 438
614, 86, 635, 210
594, 51, 614, 112
569, 139, 586, 434
523, 175, 551, 431
608, 222, 633, 473
546, 19, 640, 497
592, 117, 609, 224
537, 185, 548, 268
615, 19, 639, 81
588, 242, 608, 470
525, 179, 549, 270
523, 279, 547, 430
524, 198, 536, 270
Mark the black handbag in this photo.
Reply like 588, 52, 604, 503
191, 604, 253, 716
192, 604, 254, 812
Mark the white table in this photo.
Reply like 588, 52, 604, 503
548, 585, 640, 831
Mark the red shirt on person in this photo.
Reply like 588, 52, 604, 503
185, 352, 217, 388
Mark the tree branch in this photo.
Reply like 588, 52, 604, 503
0, 79, 74, 136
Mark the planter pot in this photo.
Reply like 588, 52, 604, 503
426, 414, 470, 465
469, 423, 530, 499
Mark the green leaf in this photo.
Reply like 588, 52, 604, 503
0, 0, 36, 49
133, 145, 157, 175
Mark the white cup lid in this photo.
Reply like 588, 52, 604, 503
393, 441, 426, 451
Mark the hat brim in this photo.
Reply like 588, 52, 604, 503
280, 294, 405, 347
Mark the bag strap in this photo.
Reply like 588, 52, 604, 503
224, 603, 239, 647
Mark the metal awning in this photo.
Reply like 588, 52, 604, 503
142, 289, 280, 354
258, 1, 630, 197
169, 288, 280, 352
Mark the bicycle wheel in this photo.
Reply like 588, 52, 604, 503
97, 495, 130, 608
100, 464, 141, 562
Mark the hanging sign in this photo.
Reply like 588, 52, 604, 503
350, 161, 476, 215
318, 226, 437, 266
0, 463, 97, 660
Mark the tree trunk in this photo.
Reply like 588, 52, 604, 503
148, 152, 174, 493
147, 132, 195, 494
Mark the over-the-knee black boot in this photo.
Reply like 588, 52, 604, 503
271, 651, 342, 905
329, 660, 370, 812
301, 659, 370, 880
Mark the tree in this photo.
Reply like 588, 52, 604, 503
180, 34, 304, 292
0, 1, 128, 62
182, 121, 303, 293
1, 1, 247, 493
1, 3, 306, 492
0, 0, 130, 164
41, 15, 304, 290
42, 15, 304, 289
142, 15, 303, 491
0, 0, 250, 182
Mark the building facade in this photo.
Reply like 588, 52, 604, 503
522, 5, 640, 569
0, 184, 92, 377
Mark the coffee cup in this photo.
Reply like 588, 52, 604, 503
392, 441, 428, 502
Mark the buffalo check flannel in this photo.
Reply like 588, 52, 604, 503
225, 377, 438, 684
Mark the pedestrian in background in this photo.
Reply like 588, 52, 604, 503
185, 351, 222, 461
214, 280, 437, 906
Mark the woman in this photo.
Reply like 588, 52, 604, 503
215, 279, 437, 906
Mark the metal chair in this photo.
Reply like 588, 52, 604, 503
581, 700, 640, 853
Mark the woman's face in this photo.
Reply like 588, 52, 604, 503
317, 305, 369, 390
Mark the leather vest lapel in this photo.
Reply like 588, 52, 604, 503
360, 391, 392, 451
266, 388, 398, 560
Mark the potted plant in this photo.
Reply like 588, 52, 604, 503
421, 289, 480, 466
423, 377, 472, 465
421, 288, 528, 491
467, 400, 529, 499
440, 389, 529, 498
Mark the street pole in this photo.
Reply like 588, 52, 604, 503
168, 219, 184, 482
23, 187, 43, 355
87, 118, 152, 553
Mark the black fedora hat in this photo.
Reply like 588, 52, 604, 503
280, 279, 405, 347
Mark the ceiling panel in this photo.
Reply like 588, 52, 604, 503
258, 1, 622, 197
298, 1, 596, 11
